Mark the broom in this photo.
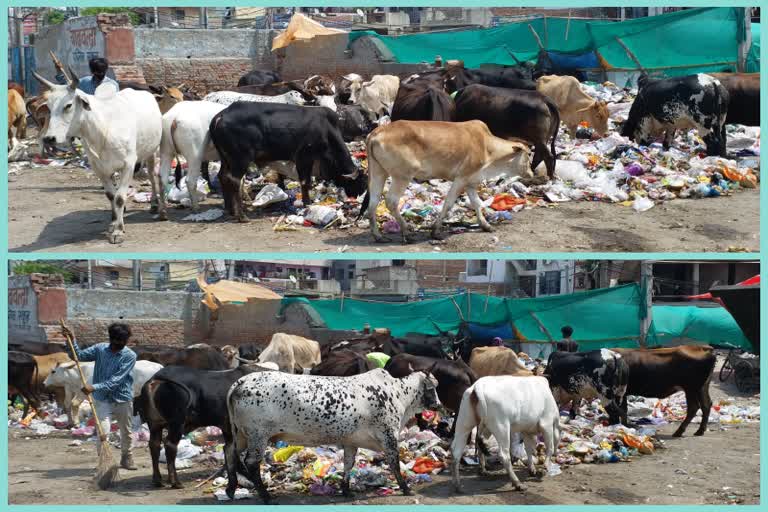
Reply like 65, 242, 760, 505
60, 319, 120, 490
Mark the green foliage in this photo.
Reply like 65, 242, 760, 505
45, 10, 68, 25
12, 262, 75, 283
80, 7, 141, 25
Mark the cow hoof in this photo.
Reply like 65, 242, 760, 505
672, 431, 683, 437
149, 205, 159, 214
481, 224, 493, 233
108, 232, 124, 244
236, 215, 250, 224
515, 485, 527, 492
431, 231, 447, 241
455, 486, 465, 494
171, 482, 184, 489
694, 430, 706, 437
152, 480, 163, 488
373, 236, 389, 243
401, 489, 413, 496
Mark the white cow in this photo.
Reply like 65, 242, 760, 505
43, 359, 163, 419
345, 74, 400, 121
203, 90, 305, 107
257, 333, 321, 373
159, 100, 226, 212
35, 70, 163, 243
450, 375, 561, 493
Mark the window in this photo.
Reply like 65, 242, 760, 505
276, 267, 282, 273
348, 271, 354, 279
108, 270, 120, 281
174, 9, 186, 21
308, 272, 316, 279
392, 260, 405, 267
539, 271, 561, 295
467, 260, 488, 277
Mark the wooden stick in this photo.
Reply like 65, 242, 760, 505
614, 36, 646, 73
194, 466, 225, 489
529, 312, 554, 342
528, 24, 545, 50
450, 296, 465, 321
340, 291, 345, 313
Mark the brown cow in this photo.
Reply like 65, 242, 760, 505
8, 89, 27, 147
709, 72, 759, 126
536, 75, 609, 136
8, 81, 25, 97
612, 345, 717, 437
469, 346, 533, 378
154, 86, 185, 114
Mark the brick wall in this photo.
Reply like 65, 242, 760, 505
139, 58, 255, 95
62, 319, 188, 347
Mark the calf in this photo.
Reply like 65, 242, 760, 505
225, 367, 440, 502
209, 102, 366, 221
257, 333, 321, 373
8, 89, 27, 148
238, 69, 282, 87
391, 82, 456, 122
454, 84, 560, 178
544, 349, 629, 425
8, 351, 40, 418
708, 72, 759, 126
304, 74, 336, 96
26, 93, 52, 156
336, 104, 376, 141
154, 86, 185, 114
135, 364, 271, 488
203, 90, 306, 107
469, 346, 533, 378
36, 68, 163, 243
310, 349, 376, 377
158, 100, 226, 212
359, 120, 531, 242
536, 75, 609, 136
450, 376, 561, 492
611, 345, 716, 437
8, 81, 25, 97
621, 73, 729, 156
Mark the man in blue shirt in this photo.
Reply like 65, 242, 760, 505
62, 322, 138, 470
55, 57, 119, 95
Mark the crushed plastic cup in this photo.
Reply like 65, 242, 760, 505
252, 183, 289, 207
632, 196, 655, 212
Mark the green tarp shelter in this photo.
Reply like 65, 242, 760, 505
349, 7, 753, 76
282, 283, 751, 351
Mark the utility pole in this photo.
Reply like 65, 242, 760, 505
132, 260, 142, 291
639, 261, 653, 348
200, 7, 208, 29
153, 7, 159, 28
737, 7, 752, 72
15, 8, 26, 84
87, 260, 93, 289
227, 260, 235, 279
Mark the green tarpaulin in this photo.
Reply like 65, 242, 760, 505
349, 7, 752, 76
282, 284, 750, 351
651, 305, 753, 350
747, 23, 760, 73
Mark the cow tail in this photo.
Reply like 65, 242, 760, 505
32, 359, 40, 402
168, 120, 183, 189
545, 98, 560, 160
356, 131, 378, 221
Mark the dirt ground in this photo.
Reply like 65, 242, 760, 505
7, 358, 760, 505
8, 163, 760, 253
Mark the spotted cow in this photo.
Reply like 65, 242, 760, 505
224, 367, 440, 503
621, 73, 729, 156
543, 348, 629, 425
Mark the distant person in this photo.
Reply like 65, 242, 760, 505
556, 326, 579, 352
491, 336, 504, 347
55, 57, 119, 95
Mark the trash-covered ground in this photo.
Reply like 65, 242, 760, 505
8, 81, 759, 253
7, 351, 760, 505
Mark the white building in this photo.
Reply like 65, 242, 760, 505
461, 260, 577, 297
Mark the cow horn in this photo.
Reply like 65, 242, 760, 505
235, 355, 257, 364
32, 70, 56, 91
67, 65, 80, 91
343, 169, 360, 180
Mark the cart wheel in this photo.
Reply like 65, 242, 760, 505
719, 355, 734, 382
734, 361, 755, 393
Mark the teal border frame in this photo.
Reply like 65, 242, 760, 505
1, 1, 765, 510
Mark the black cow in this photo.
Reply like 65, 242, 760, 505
385, 353, 476, 437
209, 102, 367, 221
445, 66, 537, 94
621, 73, 729, 157
237, 343, 263, 362
336, 104, 376, 141
136, 345, 229, 370
134, 364, 272, 488
391, 82, 455, 122
237, 69, 282, 87
118, 81, 198, 101
544, 349, 629, 425
310, 349, 376, 377
9, 342, 67, 355
612, 345, 716, 437
709, 72, 759, 127
8, 351, 40, 418
454, 83, 560, 178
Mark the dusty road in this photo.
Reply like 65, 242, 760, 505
8, 361, 760, 505
8, 164, 760, 253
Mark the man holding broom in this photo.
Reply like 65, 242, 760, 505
62, 322, 138, 471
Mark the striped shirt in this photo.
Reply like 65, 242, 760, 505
67, 340, 136, 403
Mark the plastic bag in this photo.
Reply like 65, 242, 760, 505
632, 196, 654, 212
491, 193, 527, 211
160, 439, 201, 462
305, 205, 338, 226
273, 445, 304, 463
252, 183, 289, 207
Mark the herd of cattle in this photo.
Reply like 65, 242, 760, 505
6, 62, 759, 243
9, 330, 717, 501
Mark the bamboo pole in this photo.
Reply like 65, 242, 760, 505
614, 36, 646, 73
528, 24, 545, 50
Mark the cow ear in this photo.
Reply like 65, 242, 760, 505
76, 94, 91, 111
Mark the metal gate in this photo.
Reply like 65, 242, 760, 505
8, 46, 37, 95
